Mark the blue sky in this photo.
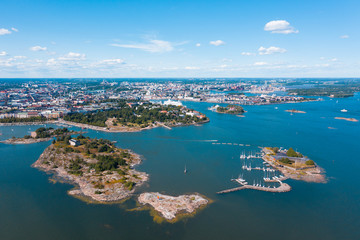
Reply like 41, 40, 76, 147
0, 0, 359, 78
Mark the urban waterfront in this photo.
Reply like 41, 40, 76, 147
1, 94, 360, 240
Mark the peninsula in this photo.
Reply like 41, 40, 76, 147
63, 101, 208, 132
138, 192, 209, 222
33, 135, 148, 202
1, 127, 81, 144
209, 104, 245, 115
262, 147, 326, 183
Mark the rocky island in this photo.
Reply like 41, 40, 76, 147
138, 192, 209, 222
209, 104, 245, 115
33, 135, 148, 202
334, 117, 358, 122
285, 109, 306, 113
262, 147, 326, 183
1, 127, 82, 144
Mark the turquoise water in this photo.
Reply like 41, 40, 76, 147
1, 94, 360, 240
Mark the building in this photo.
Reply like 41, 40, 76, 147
69, 139, 80, 146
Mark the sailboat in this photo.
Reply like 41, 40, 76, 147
184, 164, 187, 174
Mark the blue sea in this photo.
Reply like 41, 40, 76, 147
1, 93, 360, 240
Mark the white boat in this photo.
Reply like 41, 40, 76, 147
184, 164, 187, 174
341, 109, 348, 112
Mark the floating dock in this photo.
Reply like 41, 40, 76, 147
217, 181, 291, 194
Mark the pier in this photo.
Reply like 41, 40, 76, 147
217, 181, 291, 194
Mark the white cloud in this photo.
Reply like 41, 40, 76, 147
30, 46, 47, 51
14, 56, 26, 59
241, 52, 256, 56
111, 40, 174, 53
210, 40, 225, 46
264, 20, 298, 34
0, 28, 12, 36
11, 27, 18, 32
99, 59, 125, 65
253, 62, 269, 66
340, 35, 349, 39
222, 58, 233, 62
330, 58, 338, 62
58, 52, 86, 60
185, 66, 200, 70
258, 46, 287, 55
0, 51, 7, 56
196, 43, 201, 47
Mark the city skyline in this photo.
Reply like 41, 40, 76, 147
0, 0, 359, 78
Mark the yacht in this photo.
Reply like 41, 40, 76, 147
341, 109, 348, 112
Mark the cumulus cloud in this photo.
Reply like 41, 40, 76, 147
111, 40, 174, 53
0, 28, 12, 36
340, 35, 349, 39
258, 46, 286, 55
196, 43, 201, 47
264, 20, 298, 34
0, 51, 7, 56
241, 52, 256, 56
30, 46, 47, 51
11, 27, 18, 32
210, 40, 225, 46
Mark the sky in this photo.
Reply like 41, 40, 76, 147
0, 0, 359, 78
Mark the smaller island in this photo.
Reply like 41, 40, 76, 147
0, 127, 81, 144
33, 135, 148, 202
285, 109, 306, 114
262, 147, 326, 183
138, 192, 209, 222
334, 117, 358, 122
209, 104, 245, 115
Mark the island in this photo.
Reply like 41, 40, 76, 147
334, 117, 358, 122
262, 147, 326, 183
138, 192, 209, 223
285, 109, 306, 114
33, 135, 148, 202
62, 101, 209, 132
209, 104, 245, 115
1, 127, 81, 144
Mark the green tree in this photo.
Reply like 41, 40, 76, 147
286, 148, 298, 157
